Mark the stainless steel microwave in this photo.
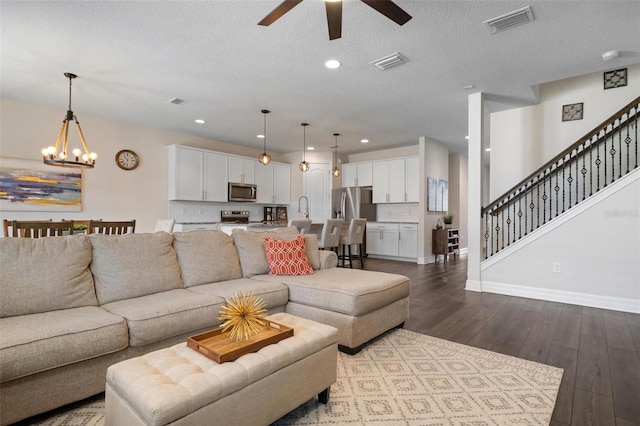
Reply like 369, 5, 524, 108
228, 182, 257, 202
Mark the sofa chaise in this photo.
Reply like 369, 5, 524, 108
0, 227, 410, 425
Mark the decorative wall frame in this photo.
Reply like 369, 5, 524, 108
0, 157, 83, 211
427, 177, 448, 212
562, 103, 584, 122
604, 68, 627, 90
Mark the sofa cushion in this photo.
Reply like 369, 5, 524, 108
251, 268, 410, 316
100, 289, 224, 347
186, 278, 289, 310
0, 306, 127, 382
264, 235, 314, 276
172, 230, 242, 287
232, 227, 320, 277
276, 228, 320, 270
90, 233, 184, 305
0, 235, 96, 318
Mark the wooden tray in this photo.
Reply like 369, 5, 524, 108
187, 320, 293, 364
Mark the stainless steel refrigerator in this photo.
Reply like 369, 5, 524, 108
331, 186, 377, 222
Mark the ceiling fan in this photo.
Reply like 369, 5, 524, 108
258, 0, 412, 40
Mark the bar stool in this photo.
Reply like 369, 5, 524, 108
338, 218, 367, 269
289, 219, 312, 234
318, 219, 343, 254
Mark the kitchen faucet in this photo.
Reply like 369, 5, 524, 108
298, 195, 310, 219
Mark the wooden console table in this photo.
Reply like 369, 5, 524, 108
432, 228, 459, 263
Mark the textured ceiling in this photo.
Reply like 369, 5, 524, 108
1, 1, 639, 156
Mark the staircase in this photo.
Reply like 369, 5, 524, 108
482, 96, 639, 259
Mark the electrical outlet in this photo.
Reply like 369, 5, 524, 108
553, 261, 562, 273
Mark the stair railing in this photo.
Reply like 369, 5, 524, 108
482, 96, 639, 260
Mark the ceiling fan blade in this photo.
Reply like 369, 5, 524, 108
325, 1, 342, 40
258, 0, 304, 26
360, 0, 412, 26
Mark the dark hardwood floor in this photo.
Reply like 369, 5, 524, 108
363, 255, 640, 426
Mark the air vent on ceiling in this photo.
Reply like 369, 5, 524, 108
370, 52, 409, 71
484, 6, 534, 34
167, 97, 189, 106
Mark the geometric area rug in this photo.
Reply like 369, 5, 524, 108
23, 329, 563, 426
274, 329, 564, 425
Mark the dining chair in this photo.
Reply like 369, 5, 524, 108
154, 219, 175, 233
4, 219, 54, 237
89, 219, 136, 235
10, 220, 74, 238
289, 219, 312, 235
318, 219, 343, 254
338, 218, 367, 269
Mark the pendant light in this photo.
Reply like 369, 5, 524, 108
41, 73, 97, 168
332, 133, 341, 177
258, 109, 271, 166
299, 123, 310, 172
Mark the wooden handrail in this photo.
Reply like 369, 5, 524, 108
482, 95, 639, 215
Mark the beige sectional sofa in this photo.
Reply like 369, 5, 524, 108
0, 227, 410, 425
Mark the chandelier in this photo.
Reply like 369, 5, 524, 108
299, 123, 310, 172
41, 73, 97, 168
258, 109, 272, 166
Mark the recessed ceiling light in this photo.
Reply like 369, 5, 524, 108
465, 136, 469, 139
195, 119, 206, 124
361, 139, 369, 143
463, 85, 475, 90
601, 50, 619, 61
485, 148, 491, 152
257, 134, 265, 139
307, 147, 314, 151
325, 59, 341, 69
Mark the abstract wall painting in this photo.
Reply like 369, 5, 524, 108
427, 177, 448, 212
0, 157, 82, 211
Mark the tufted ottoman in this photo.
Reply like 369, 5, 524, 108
105, 313, 338, 426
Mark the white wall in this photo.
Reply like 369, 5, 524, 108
0, 98, 285, 233
490, 63, 640, 199
449, 153, 468, 250
482, 170, 640, 313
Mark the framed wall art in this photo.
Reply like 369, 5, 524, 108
604, 68, 627, 90
0, 157, 83, 211
427, 177, 449, 212
562, 103, 584, 122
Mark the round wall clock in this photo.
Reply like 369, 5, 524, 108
115, 149, 140, 170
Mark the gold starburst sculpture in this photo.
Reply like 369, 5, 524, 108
218, 292, 267, 341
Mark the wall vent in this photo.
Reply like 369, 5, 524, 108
484, 6, 534, 34
370, 52, 408, 71
167, 97, 189, 106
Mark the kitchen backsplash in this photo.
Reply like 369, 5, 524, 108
169, 201, 285, 223
376, 203, 419, 222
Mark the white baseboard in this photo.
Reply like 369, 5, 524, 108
465, 280, 482, 292
481, 280, 640, 314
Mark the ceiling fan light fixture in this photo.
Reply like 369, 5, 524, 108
258, 109, 272, 166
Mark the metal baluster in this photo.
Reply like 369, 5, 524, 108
635, 105, 638, 169
542, 169, 548, 224
625, 117, 631, 174
604, 129, 608, 187
524, 188, 528, 236
500, 209, 504, 251
596, 138, 602, 191
536, 175, 540, 229
549, 166, 553, 221
512, 198, 516, 243
554, 168, 560, 219
506, 202, 511, 246
491, 213, 496, 255
618, 120, 623, 178
567, 154, 572, 209
518, 195, 522, 240
581, 142, 587, 200
589, 136, 598, 196
561, 155, 566, 213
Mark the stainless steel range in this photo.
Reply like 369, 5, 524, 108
220, 210, 250, 224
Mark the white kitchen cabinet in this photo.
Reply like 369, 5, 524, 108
173, 223, 220, 232
168, 145, 228, 202
366, 222, 399, 256
398, 224, 418, 258
341, 162, 372, 187
405, 156, 419, 202
255, 162, 291, 204
228, 156, 255, 184
372, 157, 418, 203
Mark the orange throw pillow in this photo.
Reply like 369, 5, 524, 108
263, 235, 314, 276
